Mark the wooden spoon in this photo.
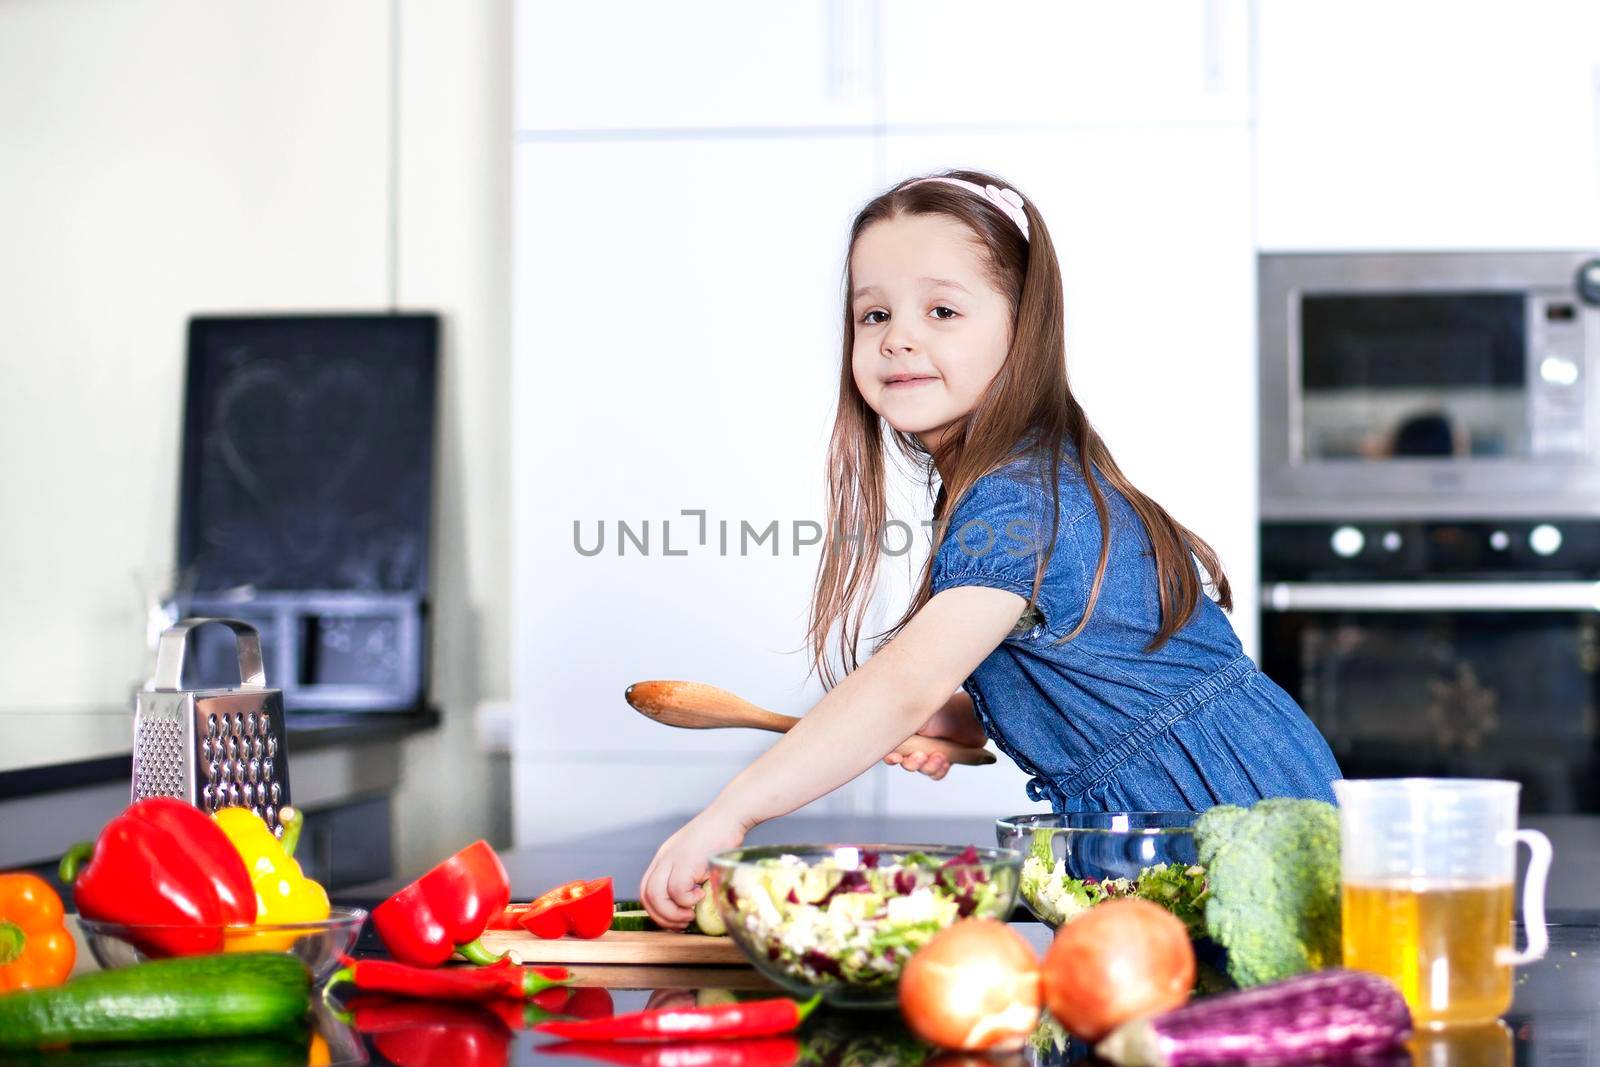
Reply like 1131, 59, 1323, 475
623, 679, 997, 767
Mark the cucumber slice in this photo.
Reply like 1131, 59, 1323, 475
609, 909, 655, 932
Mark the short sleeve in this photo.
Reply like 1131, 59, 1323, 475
930, 474, 1074, 635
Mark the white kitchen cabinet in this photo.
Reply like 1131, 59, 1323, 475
514, 0, 879, 132
510, 136, 886, 839
881, 0, 1250, 127
1255, 0, 1600, 249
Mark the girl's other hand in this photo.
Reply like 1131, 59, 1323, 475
640, 807, 748, 929
883, 689, 984, 779
883, 747, 952, 780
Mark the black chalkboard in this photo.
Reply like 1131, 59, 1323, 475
177, 315, 439, 594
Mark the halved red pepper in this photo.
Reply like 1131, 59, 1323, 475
57, 796, 257, 957
372, 840, 511, 967
519, 877, 614, 940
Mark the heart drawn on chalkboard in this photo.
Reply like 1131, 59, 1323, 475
213, 360, 381, 558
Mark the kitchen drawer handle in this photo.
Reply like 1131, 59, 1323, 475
1261, 581, 1600, 613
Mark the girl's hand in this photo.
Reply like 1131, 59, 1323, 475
883, 690, 986, 780
640, 806, 748, 929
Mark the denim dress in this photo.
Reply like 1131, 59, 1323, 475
929, 446, 1342, 813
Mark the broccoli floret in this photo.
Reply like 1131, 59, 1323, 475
1194, 797, 1341, 988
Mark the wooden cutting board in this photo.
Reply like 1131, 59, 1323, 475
482, 928, 750, 966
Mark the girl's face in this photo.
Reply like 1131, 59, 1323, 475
850, 213, 1013, 452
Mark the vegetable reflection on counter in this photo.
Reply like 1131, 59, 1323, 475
0, 1034, 314, 1067
58, 796, 258, 956
347, 996, 511, 1067
0, 873, 75, 990
371, 839, 512, 967
544, 1036, 803, 1067
536, 994, 819, 1042
343, 986, 616, 1067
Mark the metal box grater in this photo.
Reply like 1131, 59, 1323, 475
132, 618, 292, 836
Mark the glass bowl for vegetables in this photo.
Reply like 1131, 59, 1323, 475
995, 812, 1204, 931
708, 843, 1021, 1009
76, 906, 367, 982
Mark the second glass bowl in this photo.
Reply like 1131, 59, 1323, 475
996, 811, 1201, 929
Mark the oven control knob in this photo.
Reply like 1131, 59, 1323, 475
1331, 525, 1365, 558
1530, 524, 1563, 557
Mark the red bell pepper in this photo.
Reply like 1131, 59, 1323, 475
57, 796, 257, 956
520, 877, 614, 940
326, 955, 569, 1001
488, 903, 533, 930
372, 840, 511, 967
536, 996, 819, 1043
348, 995, 512, 1067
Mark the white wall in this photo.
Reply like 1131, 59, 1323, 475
0, 0, 512, 875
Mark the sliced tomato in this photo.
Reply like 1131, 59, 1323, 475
517, 877, 614, 940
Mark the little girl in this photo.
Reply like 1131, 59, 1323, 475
640, 169, 1342, 927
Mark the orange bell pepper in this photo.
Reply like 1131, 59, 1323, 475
0, 872, 75, 990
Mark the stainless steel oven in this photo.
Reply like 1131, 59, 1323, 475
1259, 520, 1600, 813
1260, 251, 1600, 519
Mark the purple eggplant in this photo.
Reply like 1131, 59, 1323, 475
1096, 969, 1412, 1066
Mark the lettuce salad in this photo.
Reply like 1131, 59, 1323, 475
721, 846, 1009, 990
1019, 829, 1208, 935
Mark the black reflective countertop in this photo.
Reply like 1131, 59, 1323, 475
319, 814, 1600, 1067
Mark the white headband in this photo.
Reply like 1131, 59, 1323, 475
905, 177, 1030, 242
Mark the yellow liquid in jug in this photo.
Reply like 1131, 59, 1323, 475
1342, 880, 1515, 1029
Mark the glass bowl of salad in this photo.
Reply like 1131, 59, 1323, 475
995, 812, 1207, 936
707, 843, 1021, 1008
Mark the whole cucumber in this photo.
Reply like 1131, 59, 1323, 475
0, 953, 309, 1049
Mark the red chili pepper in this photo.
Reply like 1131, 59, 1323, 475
520, 877, 614, 940
326, 955, 569, 1001
536, 995, 819, 1043
542, 1036, 802, 1067
348, 995, 511, 1067
57, 797, 257, 956
372, 840, 511, 967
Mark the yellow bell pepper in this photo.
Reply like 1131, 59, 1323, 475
213, 806, 330, 952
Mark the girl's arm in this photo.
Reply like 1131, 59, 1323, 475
639, 584, 1026, 927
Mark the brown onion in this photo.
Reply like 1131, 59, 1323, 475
898, 918, 1043, 1051
1042, 897, 1194, 1042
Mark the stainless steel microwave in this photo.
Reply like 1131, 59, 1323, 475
1259, 251, 1600, 519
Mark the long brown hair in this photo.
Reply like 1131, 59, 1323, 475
806, 169, 1232, 688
